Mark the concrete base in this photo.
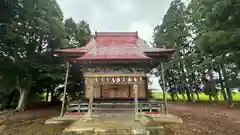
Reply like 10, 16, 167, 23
62, 112, 167, 135
141, 113, 183, 124
45, 115, 83, 124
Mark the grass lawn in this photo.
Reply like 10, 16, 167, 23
152, 92, 240, 101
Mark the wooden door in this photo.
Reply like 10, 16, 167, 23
102, 85, 115, 98
102, 84, 130, 98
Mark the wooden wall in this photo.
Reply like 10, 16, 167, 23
84, 77, 147, 99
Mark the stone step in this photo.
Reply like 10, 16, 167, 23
62, 128, 154, 135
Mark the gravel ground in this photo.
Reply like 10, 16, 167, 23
165, 103, 240, 135
0, 103, 240, 135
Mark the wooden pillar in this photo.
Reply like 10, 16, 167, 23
87, 78, 94, 119
133, 84, 139, 120
60, 62, 70, 117
161, 62, 168, 114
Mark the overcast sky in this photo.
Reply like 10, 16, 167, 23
57, 0, 189, 42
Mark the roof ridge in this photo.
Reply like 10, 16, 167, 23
95, 32, 138, 37
135, 45, 151, 59
134, 38, 151, 59
79, 37, 98, 58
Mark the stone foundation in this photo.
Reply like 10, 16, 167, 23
62, 112, 168, 135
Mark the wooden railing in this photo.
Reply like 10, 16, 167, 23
67, 101, 164, 113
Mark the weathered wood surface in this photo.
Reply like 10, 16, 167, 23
85, 77, 146, 99
67, 102, 163, 113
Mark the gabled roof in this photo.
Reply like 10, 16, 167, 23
75, 32, 150, 61
55, 32, 175, 61
95, 32, 138, 37
55, 38, 96, 53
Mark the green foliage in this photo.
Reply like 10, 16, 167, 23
0, 0, 92, 110
152, 92, 240, 101
153, 0, 188, 49
154, 0, 240, 104
64, 18, 92, 48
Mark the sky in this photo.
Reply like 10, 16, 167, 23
56, 0, 190, 90
57, 0, 190, 43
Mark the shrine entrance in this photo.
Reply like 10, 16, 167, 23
83, 73, 145, 119
101, 84, 129, 98
84, 73, 147, 100
56, 32, 175, 118
52, 32, 181, 134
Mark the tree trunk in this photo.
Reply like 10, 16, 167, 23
15, 75, 31, 112
177, 63, 186, 101
50, 90, 57, 104
6, 91, 16, 108
51, 90, 54, 102
46, 89, 49, 103
186, 89, 192, 101
15, 88, 28, 112
226, 88, 233, 105
221, 63, 233, 105
196, 91, 200, 101
181, 89, 186, 101
170, 93, 175, 101
208, 65, 218, 104
188, 64, 196, 102
217, 65, 227, 101
209, 95, 212, 103
189, 86, 195, 102
176, 94, 180, 100
180, 60, 192, 101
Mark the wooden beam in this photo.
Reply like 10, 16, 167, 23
133, 84, 139, 120
84, 73, 145, 78
60, 62, 70, 117
100, 84, 103, 98
87, 80, 94, 119
128, 84, 131, 97
161, 62, 168, 114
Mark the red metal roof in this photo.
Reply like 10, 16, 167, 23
55, 48, 86, 53
55, 38, 96, 53
55, 32, 175, 61
75, 33, 150, 61
95, 32, 138, 37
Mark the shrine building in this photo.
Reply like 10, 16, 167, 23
56, 32, 175, 118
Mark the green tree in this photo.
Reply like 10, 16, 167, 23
188, 0, 240, 104
65, 18, 92, 48
0, 0, 67, 111
154, 0, 194, 101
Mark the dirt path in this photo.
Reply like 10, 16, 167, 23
0, 106, 71, 135
165, 103, 240, 135
1, 104, 240, 135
